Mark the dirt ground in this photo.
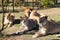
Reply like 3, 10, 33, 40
0, 8, 60, 40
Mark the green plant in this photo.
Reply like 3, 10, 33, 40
39, 0, 54, 8
41, 0, 48, 8
48, 0, 54, 6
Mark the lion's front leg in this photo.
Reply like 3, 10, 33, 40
32, 32, 40, 38
8, 22, 13, 27
3, 21, 9, 29
32, 27, 47, 38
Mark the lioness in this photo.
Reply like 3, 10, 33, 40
29, 10, 46, 24
4, 12, 15, 28
32, 16, 60, 38
24, 7, 33, 18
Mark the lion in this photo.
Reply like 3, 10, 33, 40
32, 16, 60, 38
19, 7, 33, 21
4, 12, 15, 28
29, 10, 46, 24
24, 7, 33, 18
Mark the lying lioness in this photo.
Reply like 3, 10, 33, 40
32, 16, 60, 38
4, 12, 15, 28
7, 15, 60, 38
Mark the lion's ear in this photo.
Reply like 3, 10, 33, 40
20, 16, 23, 20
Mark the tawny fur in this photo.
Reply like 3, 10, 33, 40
4, 13, 15, 27
32, 16, 60, 38
29, 10, 46, 24
24, 7, 33, 18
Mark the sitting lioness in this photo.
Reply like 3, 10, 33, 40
32, 16, 60, 38
4, 12, 15, 28
24, 7, 33, 18
29, 10, 46, 25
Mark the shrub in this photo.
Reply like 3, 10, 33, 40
39, 0, 54, 8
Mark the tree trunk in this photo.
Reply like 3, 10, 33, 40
12, 0, 14, 12
0, 0, 5, 33
54, 0, 58, 4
